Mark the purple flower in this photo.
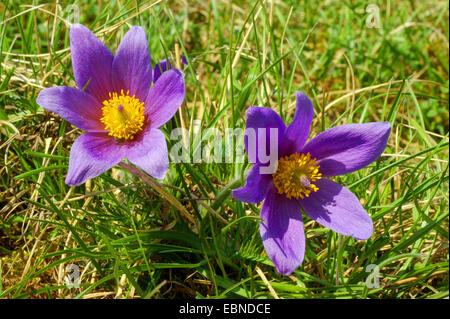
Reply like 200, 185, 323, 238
37, 24, 185, 186
232, 92, 391, 275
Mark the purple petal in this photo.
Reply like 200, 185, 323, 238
70, 24, 114, 103
260, 184, 305, 275
145, 69, 185, 129
232, 165, 273, 204
125, 128, 168, 180
301, 122, 391, 176
66, 133, 125, 186
37, 87, 104, 132
153, 56, 187, 83
280, 92, 314, 156
112, 26, 152, 102
244, 106, 286, 164
299, 178, 373, 240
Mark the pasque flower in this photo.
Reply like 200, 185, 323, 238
37, 24, 185, 185
233, 92, 391, 275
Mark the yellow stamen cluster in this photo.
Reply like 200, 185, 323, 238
100, 90, 145, 140
273, 152, 322, 199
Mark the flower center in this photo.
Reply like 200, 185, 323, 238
100, 90, 145, 140
273, 152, 322, 199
